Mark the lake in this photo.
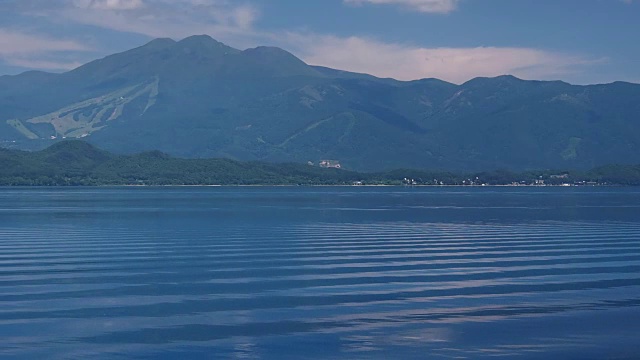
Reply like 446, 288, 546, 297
1, 187, 640, 359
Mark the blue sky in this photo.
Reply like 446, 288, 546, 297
0, 0, 638, 84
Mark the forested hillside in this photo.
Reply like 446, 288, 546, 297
2, 36, 639, 171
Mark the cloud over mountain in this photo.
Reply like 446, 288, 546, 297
73, 0, 144, 10
344, 0, 458, 13
0, 0, 635, 83
0, 30, 90, 70
289, 34, 602, 84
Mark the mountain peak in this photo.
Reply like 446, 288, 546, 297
246, 46, 292, 54
463, 74, 523, 86
495, 74, 522, 81
460, 75, 531, 91
179, 34, 215, 42
240, 46, 323, 77
178, 34, 225, 47
143, 38, 176, 49
175, 34, 240, 55
242, 46, 303, 62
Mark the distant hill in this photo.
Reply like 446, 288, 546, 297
1, 141, 640, 186
0, 141, 363, 185
1, 35, 640, 171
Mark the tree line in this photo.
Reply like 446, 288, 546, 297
1, 141, 640, 186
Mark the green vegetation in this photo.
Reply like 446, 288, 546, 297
2, 36, 640, 172
1, 141, 639, 186
6, 119, 39, 139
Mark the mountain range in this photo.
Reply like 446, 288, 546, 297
3, 140, 640, 186
1, 35, 639, 171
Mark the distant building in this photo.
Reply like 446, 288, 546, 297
403, 177, 418, 186
319, 160, 341, 169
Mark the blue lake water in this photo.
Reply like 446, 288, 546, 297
1, 186, 640, 359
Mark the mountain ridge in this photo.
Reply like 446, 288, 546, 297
2, 35, 640, 171
1, 35, 633, 86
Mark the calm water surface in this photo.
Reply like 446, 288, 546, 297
1, 187, 640, 359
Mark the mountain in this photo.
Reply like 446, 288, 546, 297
2, 35, 640, 171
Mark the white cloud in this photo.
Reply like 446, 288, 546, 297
0, 1, 608, 83
73, 0, 144, 10
0, 30, 89, 55
344, 0, 459, 13
2, 58, 83, 71
286, 35, 604, 84
0, 30, 91, 71
1, 0, 261, 48
60, 0, 260, 44
0, 0, 264, 72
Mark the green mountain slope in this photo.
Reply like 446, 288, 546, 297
1, 35, 639, 171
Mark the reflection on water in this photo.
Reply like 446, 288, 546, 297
1, 187, 640, 359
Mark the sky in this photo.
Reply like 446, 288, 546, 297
0, 0, 638, 84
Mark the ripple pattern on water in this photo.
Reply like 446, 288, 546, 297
1, 187, 640, 359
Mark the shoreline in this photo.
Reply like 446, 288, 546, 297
0, 184, 619, 188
